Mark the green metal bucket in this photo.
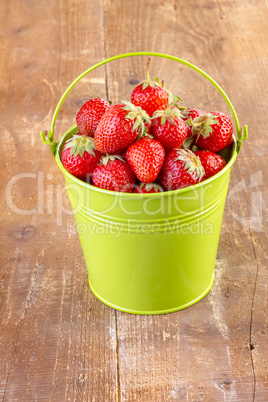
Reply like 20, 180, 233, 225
41, 52, 248, 315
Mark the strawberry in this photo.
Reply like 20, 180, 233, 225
159, 149, 205, 191
131, 59, 169, 117
134, 182, 163, 194
61, 135, 103, 181
180, 107, 205, 138
195, 150, 226, 180
94, 101, 151, 154
76, 98, 111, 137
126, 136, 165, 183
191, 111, 233, 152
151, 106, 188, 153
92, 155, 136, 193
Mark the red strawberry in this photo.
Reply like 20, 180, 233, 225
92, 155, 136, 193
180, 107, 205, 138
126, 136, 165, 183
131, 58, 169, 117
159, 149, 205, 191
76, 98, 111, 137
61, 135, 103, 181
192, 111, 233, 152
151, 106, 188, 153
195, 150, 226, 180
134, 182, 163, 194
94, 101, 151, 154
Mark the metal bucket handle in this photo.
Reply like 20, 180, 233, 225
40, 52, 248, 157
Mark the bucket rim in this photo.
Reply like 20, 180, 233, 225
55, 126, 238, 198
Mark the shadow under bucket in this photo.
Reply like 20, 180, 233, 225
41, 52, 248, 315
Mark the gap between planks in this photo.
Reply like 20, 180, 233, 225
115, 311, 121, 402
248, 227, 259, 402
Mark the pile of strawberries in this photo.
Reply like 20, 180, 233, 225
62, 59, 233, 194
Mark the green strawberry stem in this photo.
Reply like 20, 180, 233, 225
182, 136, 195, 150
190, 114, 219, 140
152, 103, 183, 125
64, 135, 97, 158
140, 182, 163, 192
146, 58, 151, 82
175, 149, 205, 181
137, 58, 161, 90
122, 100, 151, 137
136, 129, 153, 141
100, 154, 126, 166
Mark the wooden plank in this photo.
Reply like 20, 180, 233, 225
238, 155, 268, 401
103, 0, 268, 400
0, 0, 118, 401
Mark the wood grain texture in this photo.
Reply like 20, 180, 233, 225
0, 0, 267, 401
0, 0, 118, 401
103, 0, 268, 400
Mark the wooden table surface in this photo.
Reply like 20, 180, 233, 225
1, 0, 267, 401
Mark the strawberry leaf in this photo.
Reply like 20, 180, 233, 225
175, 149, 205, 181
142, 82, 150, 90
161, 115, 166, 125
132, 119, 140, 132
101, 154, 126, 166
185, 119, 191, 127
64, 135, 97, 159
122, 101, 151, 136
182, 137, 194, 149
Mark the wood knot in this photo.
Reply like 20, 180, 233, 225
249, 342, 255, 350
129, 79, 139, 85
